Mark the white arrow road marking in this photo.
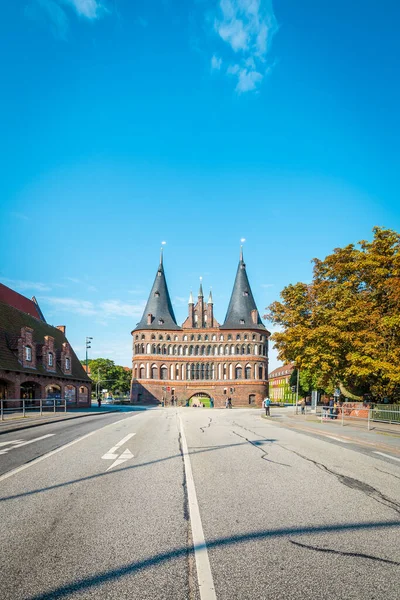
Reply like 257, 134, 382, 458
105, 448, 134, 471
102, 433, 136, 471
101, 433, 135, 460
0, 440, 24, 448
0, 434, 54, 455
373, 451, 400, 463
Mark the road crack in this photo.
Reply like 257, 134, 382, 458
375, 467, 400, 481
200, 417, 212, 433
289, 539, 400, 566
283, 447, 400, 516
232, 431, 291, 467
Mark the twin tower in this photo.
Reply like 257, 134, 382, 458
130, 250, 269, 407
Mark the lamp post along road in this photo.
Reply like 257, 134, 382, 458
295, 368, 300, 414
85, 336, 93, 375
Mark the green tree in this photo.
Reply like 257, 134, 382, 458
265, 227, 400, 401
81, 358, 131, 396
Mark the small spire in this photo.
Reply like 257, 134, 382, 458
198, 276, 203, 297
160, 246, 163, 266
208, 289, 213, 304
189, 290, 194, 304
240, 237, 246, 263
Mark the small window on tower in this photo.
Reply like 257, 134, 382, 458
240, 319, 245, 324
243, 291, 249, 296
154, 291, 160, 297
158, 319, 164, 325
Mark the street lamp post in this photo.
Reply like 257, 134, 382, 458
85, 337, 93, 375
295, 368, 300, 415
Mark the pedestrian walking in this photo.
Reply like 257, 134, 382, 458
329, 397, 334, 419
264, 396, 271, 416
210, 397, 214, 408
225, 398, 229, 409
228, 397, 233, 409
97, 395, 102, 408
301, 398, 306, 414
322, 400, 329, 420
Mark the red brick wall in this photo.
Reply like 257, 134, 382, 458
131, 327, 269, 407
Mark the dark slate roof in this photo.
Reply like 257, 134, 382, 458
0, 301, 91, 381
221, 252, 265, 330
134, 255, 181, 331
0, 283, 45, 321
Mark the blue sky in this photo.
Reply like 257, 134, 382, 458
1, 0, 399, 370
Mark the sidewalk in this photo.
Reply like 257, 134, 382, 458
0, 406, 122, 435
266, 407, 400, 454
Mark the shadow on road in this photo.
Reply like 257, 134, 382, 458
0, 438, 279, 504
28, 520, 400, 599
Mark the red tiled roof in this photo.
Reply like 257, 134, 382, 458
269, 363, 295, 379
0, 283, 44, 321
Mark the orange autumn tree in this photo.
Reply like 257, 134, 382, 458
265, 227, 400, 401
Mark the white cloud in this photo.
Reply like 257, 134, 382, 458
100, 300, 145, 318
2, 278, 52, 292
25, 0, 110, 39
212, 0, 278, 93
40, 296, 146, 319
42, 297, 98, 315
63, 0, 108, 20
211, 54, 223, 70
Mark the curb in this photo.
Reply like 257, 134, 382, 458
268, 417, 400, 455
0, 410, 121, 436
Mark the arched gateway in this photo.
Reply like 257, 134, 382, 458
131, 248, 269, 408
188, 392, 211, 407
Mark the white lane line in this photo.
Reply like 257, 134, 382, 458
325, 436, 352, 443
373, 451, 400, 463
0, 434, 55, 455
0, 440, 24, 447
178, 415, 216, 600
102, 433, 136, 459
0, 415, 136, 483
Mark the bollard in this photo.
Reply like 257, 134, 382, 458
64, 399, 67, 413
367, 408, 370, 431
53, 398, 56, 413
40, 398, 43, 416
23, 399, 26, 418
341, 407, 344, 427
0, 400, 3, 421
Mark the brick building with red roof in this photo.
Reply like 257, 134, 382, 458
0, 283, 91, 405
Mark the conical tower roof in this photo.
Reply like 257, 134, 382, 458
221, 250, 265, 330
135, 252, 180, 330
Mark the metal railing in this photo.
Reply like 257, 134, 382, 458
0, 398, 67, 421
315, 406, 400, 430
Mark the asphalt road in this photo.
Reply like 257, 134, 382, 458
0, 408, 399, 599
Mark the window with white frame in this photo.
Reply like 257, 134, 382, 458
65, 357, 71, 370
25, 346, 32, 362
48, 352, 53, 366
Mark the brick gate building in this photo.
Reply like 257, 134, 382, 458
131, 250, 269, 407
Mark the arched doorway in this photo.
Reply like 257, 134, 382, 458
20, 381, 41, 406
45, 384, 62, 404
78, 385, 89, 404
188, 392, 211, 407
64, 384, 77, 405
0, 379, 11, 401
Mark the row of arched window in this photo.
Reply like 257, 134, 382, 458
134, 343, 268, 357
134, 332, 267, 343
133, 363, 265, 381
